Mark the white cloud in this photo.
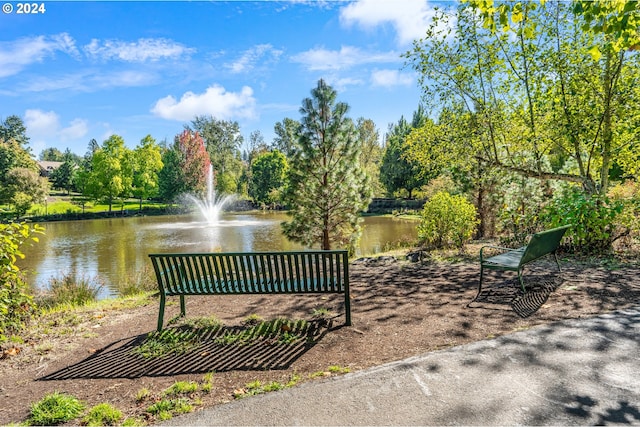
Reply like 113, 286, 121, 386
291, 45, 399, 71
371, 69, 414, 87
84, 38, 195, 62
225, 44, 283, 73
0, 33, 79, 78
24, 109, 89, 154
340, 0, 437, 45
151, 84, 257, 121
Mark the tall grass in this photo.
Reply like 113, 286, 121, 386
37, 273, 103, 309
116, 265, 158, 296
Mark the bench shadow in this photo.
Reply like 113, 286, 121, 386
38, 319, 331, 380
468, 275, 564, 318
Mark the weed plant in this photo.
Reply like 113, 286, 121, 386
82, 403, 123, 426
116, 265, 157, 296
28, 392, 84, 425
133, 329, 201, 359
37, 273, 103, 309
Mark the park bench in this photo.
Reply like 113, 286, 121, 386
469, 224, 571, 306
149, 250, 350, 331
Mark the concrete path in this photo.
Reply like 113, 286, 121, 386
164, 306, 640, 426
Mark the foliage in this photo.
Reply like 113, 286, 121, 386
272, 117, 302, 158
404, 2, 640, 195
37, 273, 103, 309
50, 149, 78, 195
356, 118, 385, 197
0, 222, 43, 342
607, 180, 640, 247
4, 167, 50, 218
380, 107, 433, 198
0, 115, 30, 150
541, 187, 624, 253
283, 79, 372, 251
250, 150, 288, 206
0, 136, 39, 204
83, 403, 123, 426
190, 116, 244, 193
418, 191, 479, 249
157, 148, 186, 202
85, 135, 133, 212
116, 264, 157, 297
28, 392, 85, 426
133, 328, 204, 359
175, 130, 210, 196
132, 135, 163, 210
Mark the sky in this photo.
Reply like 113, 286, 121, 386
0, 0, 446, 157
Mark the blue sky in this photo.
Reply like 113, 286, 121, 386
0, 0, 445, 156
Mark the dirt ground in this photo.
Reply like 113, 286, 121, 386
1, 253, 639, 425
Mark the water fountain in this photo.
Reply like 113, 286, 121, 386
186, 164, 235, 225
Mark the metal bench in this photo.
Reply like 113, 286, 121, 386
149, 250, 350, 331
469, 224, 571, 305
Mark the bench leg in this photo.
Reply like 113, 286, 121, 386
517, 269, 526, 294
157, 294, 166, 331
180, 295, 186, 317
344, 292, 352, 326
467, 266, 484, 307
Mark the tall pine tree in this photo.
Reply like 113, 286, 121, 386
282, 79, 371, 251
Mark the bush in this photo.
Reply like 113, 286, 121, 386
83, 403, 123, 426
541, 188, 623, 253
418, 191, 478, 249
0, 222, 43, 342
37, 273, 103, 309
29, 392, 84, 425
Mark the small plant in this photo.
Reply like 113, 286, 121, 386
116, 265, 157, 296
328, 365, 351, 374
201, 372, 214, 393
135, 388, 151, 402
234, 373, 301, 399
243, 313, 263, 326
183, 315, 223, 330
28, 392, 85, 425
311, 307, 333, 318
146, 398, 193, 420
133, 329, 200, 359
38, 272, 103, 309
163, 381, 199, 396
83, 403, 123, 426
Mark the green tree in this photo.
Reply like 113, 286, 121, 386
157, 148, 186, 202
85, 135, 132, 212
380, 108, 432, 198
282, 79, 372, 251
132, 135, 163, 210
39, 147, 64, 161
4, 168, 49, 218
355, 118, 384, 197
0, 138, 38, 204
250, 150, 288, 206
272, 118, 302, 159
0, 115, 30, 152
50, 149, 77, 195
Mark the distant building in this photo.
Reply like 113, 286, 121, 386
37, 161, 63, 177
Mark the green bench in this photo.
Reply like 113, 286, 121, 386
469, 224, 571, 305
149, 250, 350, 331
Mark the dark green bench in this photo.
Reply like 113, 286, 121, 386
149, 250, 350, 331
469, 224, 571, 305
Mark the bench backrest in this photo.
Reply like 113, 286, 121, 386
520, 225, 571, 265
149, 250, 349, 295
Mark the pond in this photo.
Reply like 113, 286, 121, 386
18, 212, 419, 297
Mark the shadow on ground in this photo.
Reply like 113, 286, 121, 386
39, 319, 332, 380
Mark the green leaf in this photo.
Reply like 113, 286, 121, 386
588, 45, 602, 60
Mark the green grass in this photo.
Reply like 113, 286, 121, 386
132, 329, 201, 359
28, 392, 85, 426
214, 318, 306, 346
163, 381, 199, 396
37, 272, 103, 309
234, 373, 301, 399
82, 403, 123, 426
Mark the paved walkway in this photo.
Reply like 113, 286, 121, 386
164, 306, 640, 426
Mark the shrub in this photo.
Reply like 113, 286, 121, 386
83, 403, 123, 426
418, 191, 478, 249
541, 187, 623, 253
0, 222, 43, 342
37, 273, 103, 309
29, 392, 84, 425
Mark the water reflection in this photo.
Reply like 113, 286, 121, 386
18, 212, 418, 297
